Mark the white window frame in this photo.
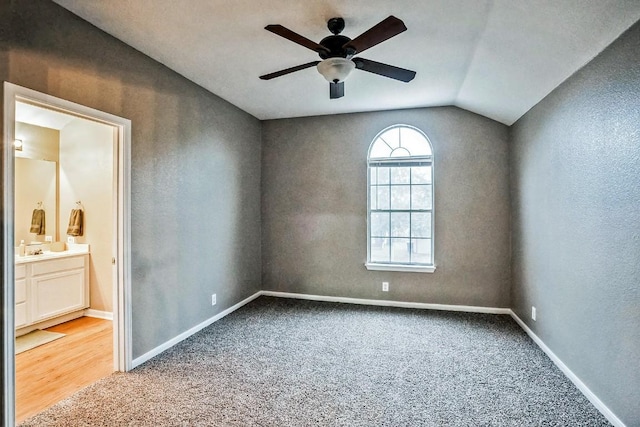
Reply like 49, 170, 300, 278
365, 124, 435, 273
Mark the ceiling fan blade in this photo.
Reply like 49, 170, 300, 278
342, 16, 407, 54
265, 24, 330, 55
259, 61, 321, 80
330, 81, 344, 99
353, 57, 416, 82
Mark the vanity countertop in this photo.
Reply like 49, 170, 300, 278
15, 243, 89, 264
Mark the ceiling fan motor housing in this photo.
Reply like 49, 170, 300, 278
319, 34, 355, 59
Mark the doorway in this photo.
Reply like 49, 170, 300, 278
2, 82, 132, 425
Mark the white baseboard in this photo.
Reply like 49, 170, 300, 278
84, 309, 113, 320
509, 311, 625, 427
131, 291, 261, 368
259, 290, 512, 314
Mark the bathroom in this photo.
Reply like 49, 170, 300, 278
13, 100, 116, 421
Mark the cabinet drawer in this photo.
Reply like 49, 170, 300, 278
15, 264, 26, 280
15, 302, 27, 328
31, 256, 85, 276
15, 278, 27, 304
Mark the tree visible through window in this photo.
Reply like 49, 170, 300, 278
367, 125, 434, 270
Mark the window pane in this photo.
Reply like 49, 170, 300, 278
369, 185, 376, 209
411, 212, 432, 238
391, 185, 410, 210
412, 185, 432, 210
377, 167, 390, 184
391, 147, 411, 157
412, 166, 432, 184
370, 168, 377, 185
371, 212, 389, 237
370, 141, 392, 159
377, 186, 390, 210
410, 238, 432, 264
390, 167, 410, 184
380, 127, 400, 150
370, 238, 390, 262
400, 127, 432, 156
390, 212, 409, 237
390, 238, 410, 263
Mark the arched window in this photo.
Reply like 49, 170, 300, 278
366, 125, 435, 272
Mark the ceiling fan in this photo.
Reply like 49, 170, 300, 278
259, 16, 416, 99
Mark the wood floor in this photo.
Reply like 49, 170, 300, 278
15, 316, 114, 423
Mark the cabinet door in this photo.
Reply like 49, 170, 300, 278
15, 277, 28, 328
32, 269, 86, 322
15, 302, 28, 328
15, 278, 27, 304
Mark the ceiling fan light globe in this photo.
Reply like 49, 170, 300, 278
317, 58, 355, 83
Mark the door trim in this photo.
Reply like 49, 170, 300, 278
2, 82, 132, 425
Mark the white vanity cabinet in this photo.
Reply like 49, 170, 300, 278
15, 252, 89, 332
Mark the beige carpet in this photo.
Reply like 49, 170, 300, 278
15, 330, 65, 354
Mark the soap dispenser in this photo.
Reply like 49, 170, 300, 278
19, 240, 25, 257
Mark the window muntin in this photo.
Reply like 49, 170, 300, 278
367, 125, 434, 270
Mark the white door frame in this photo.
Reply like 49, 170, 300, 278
2, 82, 132, 424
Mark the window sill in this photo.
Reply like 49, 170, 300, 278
365, 263, 436, 273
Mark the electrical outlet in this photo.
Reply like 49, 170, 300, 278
211, 294, 217, 306
531, 306, 537, 321
45, 235, 53, 243
67, 236, 75, 244
382, 282, 389, 292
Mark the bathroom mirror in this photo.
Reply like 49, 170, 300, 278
15, 158, 57, 245
14, 114, 61, 246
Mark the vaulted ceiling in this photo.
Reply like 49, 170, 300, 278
52, 0, 640, 125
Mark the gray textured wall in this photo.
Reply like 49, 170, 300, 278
510, 21, 640, 425
0, 1, 262, 361
262, 107, 511, 307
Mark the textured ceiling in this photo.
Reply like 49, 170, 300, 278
52, 0, 640, 125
